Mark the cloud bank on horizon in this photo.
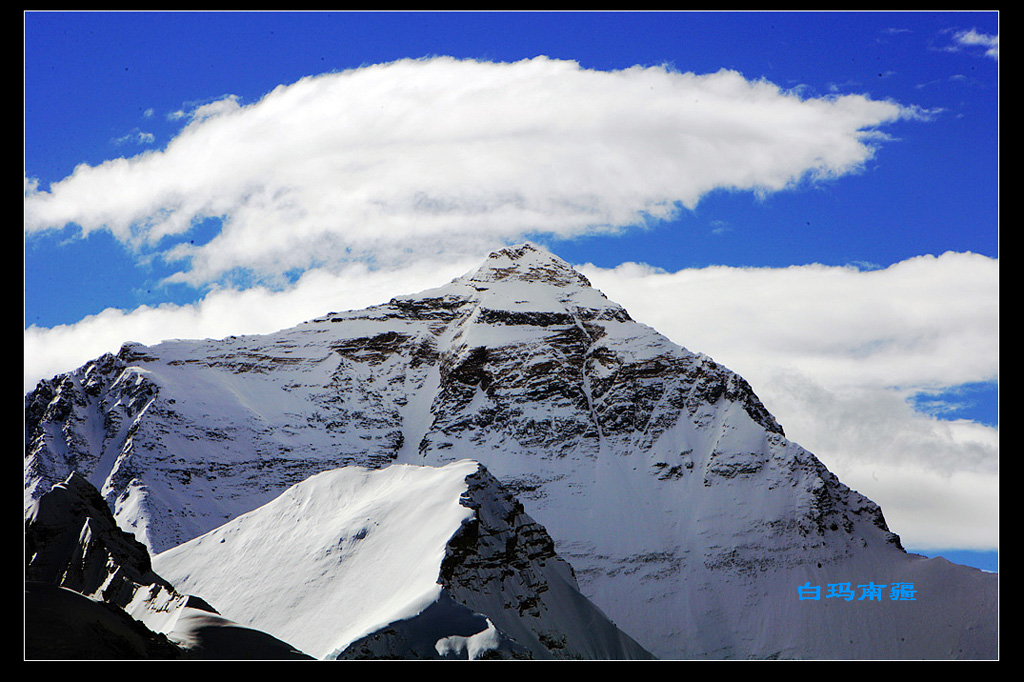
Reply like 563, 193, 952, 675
24, 48, 997, 556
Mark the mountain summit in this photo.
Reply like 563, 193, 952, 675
25, 243, 997, 659
458, 242, 597, 288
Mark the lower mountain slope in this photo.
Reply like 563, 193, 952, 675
151, 459, 652, 660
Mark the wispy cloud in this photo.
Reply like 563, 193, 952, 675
24, 56, 922, 289
112, 128, 155, 147
951, 27, 999, 60
938, 27, 1000, 61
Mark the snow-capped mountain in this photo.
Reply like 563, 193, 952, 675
24, 243, 998, 659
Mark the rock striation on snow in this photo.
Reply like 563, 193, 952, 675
25, 242, 998, 659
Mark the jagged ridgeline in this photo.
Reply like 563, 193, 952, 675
25, 243, 997, 659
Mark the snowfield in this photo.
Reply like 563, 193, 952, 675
154, 462, 476, 658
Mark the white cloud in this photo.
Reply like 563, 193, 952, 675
952, 28, 999, 60
23, 55, 993, 554
580, 252, 998, 393
23, 258, 474, 394
24, 56, 920, 287
112, 129, 155, 146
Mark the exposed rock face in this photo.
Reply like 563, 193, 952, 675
25, 470, 186, 625
436, 465, 653, 660
25, 473, 313, 660
25, 243, 998, 659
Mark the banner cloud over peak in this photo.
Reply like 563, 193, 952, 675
24, 56, 921, 287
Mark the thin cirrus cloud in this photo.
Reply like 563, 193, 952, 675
24, 55, 926, 289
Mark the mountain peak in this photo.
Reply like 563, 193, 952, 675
24, 242, 998, 660
460, 243, 593, 289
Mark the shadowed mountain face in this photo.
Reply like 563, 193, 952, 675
25, 243, 998, 659
25, 472, 313, 660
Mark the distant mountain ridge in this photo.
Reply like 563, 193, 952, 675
25, 243, 998, 659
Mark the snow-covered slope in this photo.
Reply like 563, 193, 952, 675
151, 459, 652, 659
25, 243, 998, 659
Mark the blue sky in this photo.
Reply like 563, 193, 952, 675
24, 11, 998, 571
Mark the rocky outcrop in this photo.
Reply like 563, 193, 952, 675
25, 473, 313, 660
25, 470, 183, 620
436, 465, 653, 660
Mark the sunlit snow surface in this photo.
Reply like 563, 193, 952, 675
154, 461, 476, 659
152, 459, 652, 660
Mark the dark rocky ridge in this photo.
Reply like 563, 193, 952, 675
25, 472, 313, 659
